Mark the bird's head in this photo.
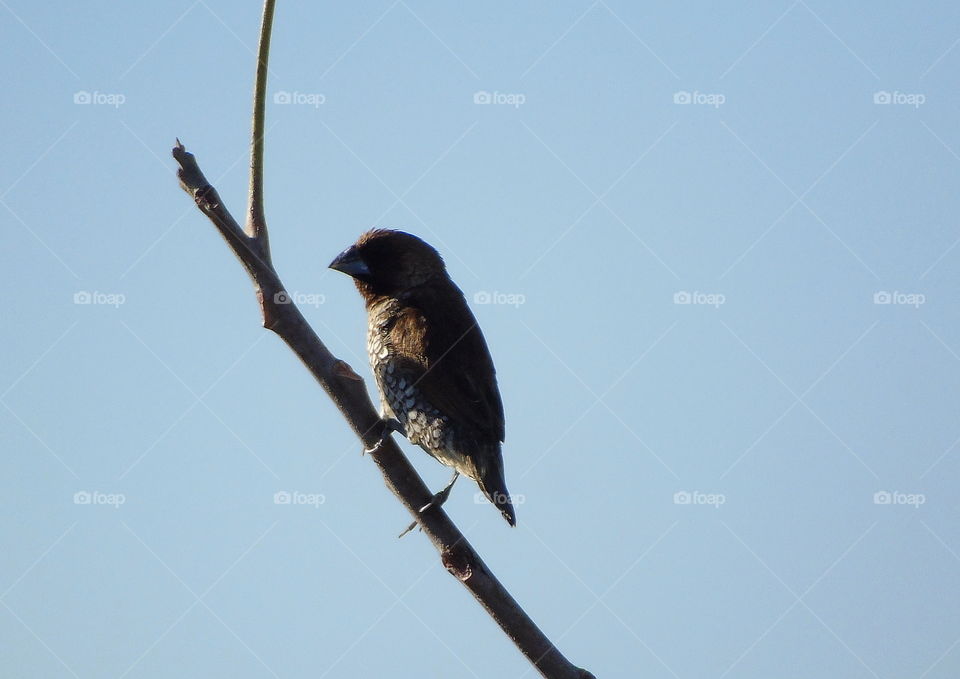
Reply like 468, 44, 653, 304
329, 229, 448, 298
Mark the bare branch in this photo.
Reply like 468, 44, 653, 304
171, 3, 595, 677
246, 0, 273, 254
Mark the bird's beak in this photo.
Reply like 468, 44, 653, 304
329, 246, 370, 278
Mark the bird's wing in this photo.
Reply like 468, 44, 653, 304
389, 302, 505, 443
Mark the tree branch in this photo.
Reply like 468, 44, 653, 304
246, 0, 273, 253
172, 2, 595, 677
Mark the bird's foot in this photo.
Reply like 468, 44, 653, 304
363, 418, 406, 455
398, 472, 460, 538
397, 520, 420, 538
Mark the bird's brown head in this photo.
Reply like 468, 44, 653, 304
329, 229, 448, 299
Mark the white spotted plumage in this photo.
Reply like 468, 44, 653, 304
366, 299, 472, 475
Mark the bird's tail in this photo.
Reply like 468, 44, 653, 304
480, 461, 517, 526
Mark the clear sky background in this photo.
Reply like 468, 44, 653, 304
2, 2, 959, 677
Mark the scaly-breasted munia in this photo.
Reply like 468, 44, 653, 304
330, 229, 516, 526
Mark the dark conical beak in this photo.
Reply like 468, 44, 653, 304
329, 246, 370, 278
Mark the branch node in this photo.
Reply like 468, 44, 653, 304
442, 546, 474, 582
333, 360, 364, 382
194, 184, 220, 210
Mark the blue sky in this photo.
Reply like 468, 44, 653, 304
2, 1, 960, 677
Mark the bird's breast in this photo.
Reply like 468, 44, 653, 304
365, 315, 475, 477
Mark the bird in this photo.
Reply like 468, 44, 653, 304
329, 229, 516, 527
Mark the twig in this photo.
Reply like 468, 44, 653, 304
172, 2, 595, 677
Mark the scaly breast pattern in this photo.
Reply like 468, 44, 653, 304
366, 306, 469, 475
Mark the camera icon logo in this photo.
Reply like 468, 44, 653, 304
873, 491, 892, 505
274, 491, 291, 505
673, 291, 691, 304
273, 291, 291, 304
74, 491, 92, 505
873, 291, 891, 304
473, 290, 491, 304
673, 91, 692, 104
673, 491, 691, 505
73, 91, 91, 105
473, 90, 491, 105
273, 90, 292, 105
873, 91, 891, 105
